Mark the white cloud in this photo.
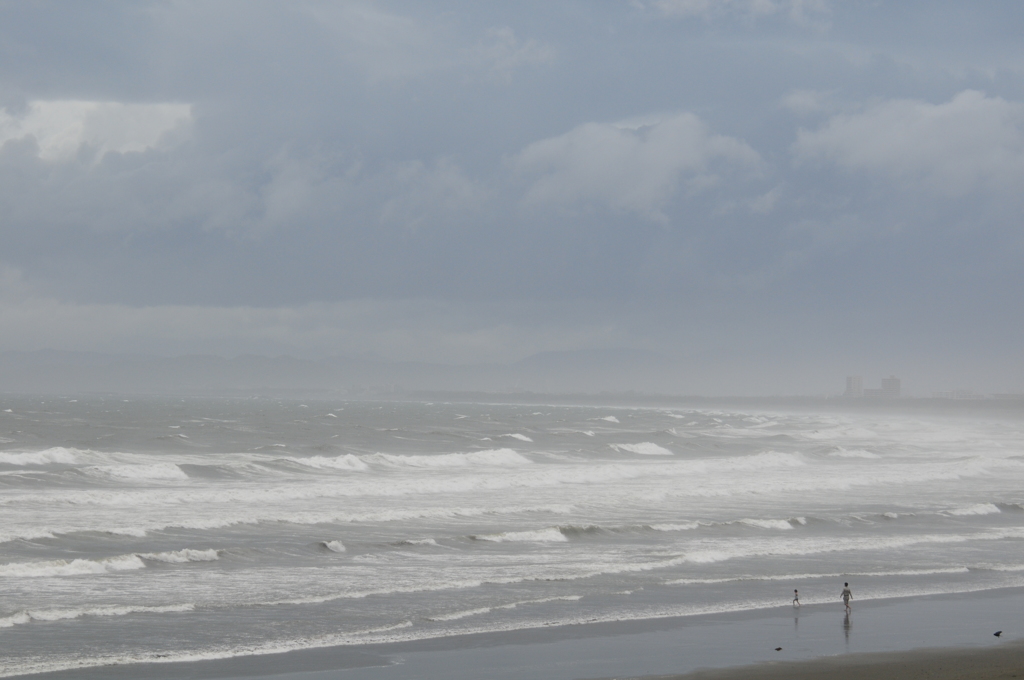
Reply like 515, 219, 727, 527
793, 90, 1024, 197
0, 100, 191, 162
513, 112, 760, 218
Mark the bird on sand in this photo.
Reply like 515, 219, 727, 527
994, 631, 1002, 637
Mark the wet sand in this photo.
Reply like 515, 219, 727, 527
660, 641, 1024, 680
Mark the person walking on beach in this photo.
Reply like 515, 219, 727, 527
841, 582, 852, 613
792, 589, 800, 607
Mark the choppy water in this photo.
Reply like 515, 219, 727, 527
1, 396, 1023, 677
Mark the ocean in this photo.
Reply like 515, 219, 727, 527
1, 396, 1023, 677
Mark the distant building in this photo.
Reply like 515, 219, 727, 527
848, 375, 900, 398
880, 375, 901, 398
933, 389, 984, 400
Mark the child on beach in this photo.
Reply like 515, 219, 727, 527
792, 589, 800, 607
841, 583, 852, 613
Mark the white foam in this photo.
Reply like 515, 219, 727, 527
599, 416, 620, 423
829, 448, 881, 459
0, 503, 575, 545
0, 447, 80, 465
322, 540, 346, 553
139, 549, 220, 563
474, 527, 567, 543
503, 434, 533, 442
286, 454, 368, 471
0, 603, 193, 628
0, 554, 146, 578
666, 566, 972, 585
946, 503, 1001, 516
108, 527, 149, 537
738, 518, 793, 530
87, 463, 189, 480
649, 522, 701, 532
400, 538, 439, 546
427, 606, 494, 621
371, 449, 530, 468
427, 595, 583, 622
0, 547, 220, 577
611, 442, 672, 456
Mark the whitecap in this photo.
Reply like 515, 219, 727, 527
0, 447, 81, 465
86, 463, 189, 481
829, 448, 880, 459
0, 604, 193, 628
738, 518, 793, 530
371, 449, 530, 468
611, 442, 672, 456
139, 549, 220, 563
399, 538, 439, 547
502, 433, 533, 442
473, 527, 567, 543
649, 522, 701, 532
286, 454, 368, 471
946, 503, 1001, 516
322, 540, 346, 553
0, 554, 146, 578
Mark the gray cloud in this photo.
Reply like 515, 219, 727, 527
513, 112, 760, 220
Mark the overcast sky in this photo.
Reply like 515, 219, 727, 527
1, 1, 1023, 394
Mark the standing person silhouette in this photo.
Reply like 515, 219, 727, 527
792, 589, 800, 607
841, 582, 853, 613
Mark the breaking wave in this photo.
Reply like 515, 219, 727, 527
473, 528, 568, 543
0, 549, 219, 577
0, 603, 194, 629
611, 443, 673, 456
946, 503, 1001, 516
369, 449, 531, 468
0, 448, 82, 466
86, 464, 189, 481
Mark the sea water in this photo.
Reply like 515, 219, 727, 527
1, 396, 1023, 677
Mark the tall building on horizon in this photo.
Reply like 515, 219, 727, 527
880, 375, 901, 398
846, 375, 901, 398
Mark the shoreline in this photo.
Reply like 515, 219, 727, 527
14, 587, 1023, 680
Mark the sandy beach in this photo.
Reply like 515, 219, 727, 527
663, 642, 1024, 680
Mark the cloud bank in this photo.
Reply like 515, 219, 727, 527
1, 1, 1022, 394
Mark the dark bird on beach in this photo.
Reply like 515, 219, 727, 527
775, 647, 782, 651
994, 631, 1002, 637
